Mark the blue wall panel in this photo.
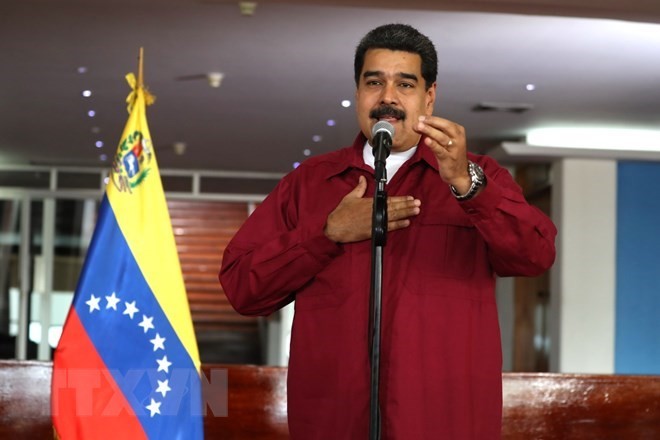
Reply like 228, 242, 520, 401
616, 161, 660, 374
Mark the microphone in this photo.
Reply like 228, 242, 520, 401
371, 121, 395, 169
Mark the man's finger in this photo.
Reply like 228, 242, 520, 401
388, 197, 421, 213
387, 219, 411, 232
389, 204, 421, 221
348, 175, 367, 198
388, 195, 414, 204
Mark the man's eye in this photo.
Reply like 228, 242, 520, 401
400, 82, 414, 88
366, 80, 382, 86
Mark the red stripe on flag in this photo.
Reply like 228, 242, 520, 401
52, 310, 146, 439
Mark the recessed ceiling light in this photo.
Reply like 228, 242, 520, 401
303, 149, 311, 156
327, 119, 336, 127
526, 84, 536, 91
77, 67, 88, 74
99, 154, 108, 161
88, 110, 96, 117
312, 135, 322, 142
293, 162, 300, 169
95, 141, 104, 148
341, 100, 351, 108
82, 90, 92, 97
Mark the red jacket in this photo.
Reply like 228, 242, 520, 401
220, 133, 557, 439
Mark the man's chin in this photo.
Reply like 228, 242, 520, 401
391, 142, 417, 153
391, 133, 423, 152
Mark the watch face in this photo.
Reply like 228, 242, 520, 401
452, 161, 486, 201
469, 162, 485, 184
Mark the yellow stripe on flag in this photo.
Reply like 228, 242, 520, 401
106, 74, 200, 369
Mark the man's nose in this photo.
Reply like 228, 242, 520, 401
379, 83, 398, 105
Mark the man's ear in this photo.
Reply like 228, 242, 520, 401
426, 82, 437, 115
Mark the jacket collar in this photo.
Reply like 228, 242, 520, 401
323, 132, 439, 180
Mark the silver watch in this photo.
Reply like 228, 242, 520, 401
450, 161, 486, 201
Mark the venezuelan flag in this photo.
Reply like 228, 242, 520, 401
52, 70, 203, 439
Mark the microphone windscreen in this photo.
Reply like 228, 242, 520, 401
372, 120, 395, 139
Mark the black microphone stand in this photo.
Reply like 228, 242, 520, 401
369, 136, 390, 440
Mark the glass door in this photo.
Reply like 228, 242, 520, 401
0, 196, 99, 360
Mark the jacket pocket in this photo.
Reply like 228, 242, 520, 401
294, 249, 352, 311
413, 210, 477, 280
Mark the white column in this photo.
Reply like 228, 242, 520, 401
265, 302, 294, 366
16, 197, 31, 360
550, 158, 616, 373
38, 198, 56, 360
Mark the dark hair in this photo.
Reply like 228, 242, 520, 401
354, 23, 438, 90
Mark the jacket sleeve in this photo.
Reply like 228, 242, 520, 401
219, 174, 343, 317
460, 157, 557, 277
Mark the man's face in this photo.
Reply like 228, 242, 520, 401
356, 48, 436, 152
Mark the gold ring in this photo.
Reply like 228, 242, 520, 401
447, 139, 454, 147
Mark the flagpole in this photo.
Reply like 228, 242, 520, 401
137, 47, 144, 88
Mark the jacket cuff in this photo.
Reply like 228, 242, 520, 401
299, 227, 344, 263
457, 178, 504, 221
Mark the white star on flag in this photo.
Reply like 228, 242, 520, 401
156, 379, 171, 398
138, 315, 155, 333
146, 398, 161, 417
123, 301, 139, 319
157, 355, 172, 373
85, 294, 101, 313
105, 292, 121, 310
150, 333, 166, 351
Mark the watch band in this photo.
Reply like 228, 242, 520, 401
450, 161, 486, 201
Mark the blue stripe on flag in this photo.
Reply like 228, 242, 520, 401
73, 196, 203, 439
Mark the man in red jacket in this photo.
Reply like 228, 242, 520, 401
220, 23, 556, 439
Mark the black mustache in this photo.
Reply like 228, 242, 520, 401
369, 105, 406, 121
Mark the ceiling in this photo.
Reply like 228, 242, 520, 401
1, 0, 659, 179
